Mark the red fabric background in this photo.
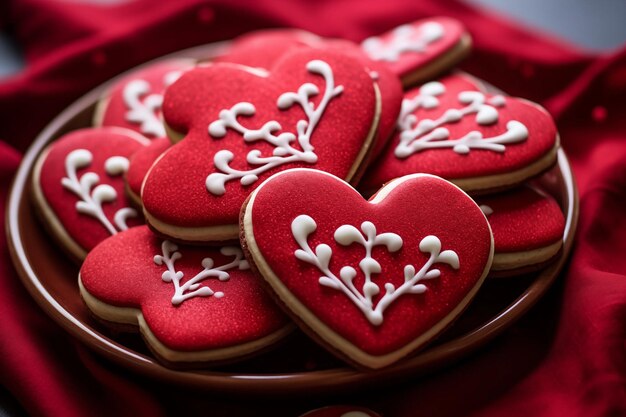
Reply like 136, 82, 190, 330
1, 0, 625, 416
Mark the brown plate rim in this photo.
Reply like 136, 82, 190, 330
6, 42, 579, 394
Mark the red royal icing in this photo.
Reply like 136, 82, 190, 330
364, 73, 558, 190
361, 17, 467, 79
37, 127, 148, 253
247, 169, 492, 359
477, 186, 564, 253
322, 39, 403, 157
220, 31, 403, 158
97, 59, 193, 139
126, 137, 171, 199
80, 226, 289, 352
143, 48, 377, 231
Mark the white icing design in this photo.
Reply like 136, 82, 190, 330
123, 70, 182, 137
104, 156, 130, 175
205, 60, 344, 195
394, 82, 528, 158
362, 21, 444, 62
479, 204, 493, 216
153, 240, 250, 306
292, 215, 459, 326
61, 150, 136, 235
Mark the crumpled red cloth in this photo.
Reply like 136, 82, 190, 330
1, 0, 625, 416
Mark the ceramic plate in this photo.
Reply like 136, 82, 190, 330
6, 43, 579, 394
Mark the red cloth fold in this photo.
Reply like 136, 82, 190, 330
1, 0, 625, 416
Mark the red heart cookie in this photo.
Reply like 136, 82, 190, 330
477, 186, 565, 276
32, 127, 149, 260
242, 169, 493, 369
125, 137, 171, 206
94, 59, 194, 139
364, 73, 559, 194
143, 48, 379, 242
361, 17, 471, 86
79, 226, 292, 366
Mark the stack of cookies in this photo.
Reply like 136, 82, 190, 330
31, 18, 565, 370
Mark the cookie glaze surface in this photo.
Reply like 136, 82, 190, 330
126, 137, 170, 201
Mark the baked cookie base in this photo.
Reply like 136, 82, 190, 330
79, 275, 293, 367
490, 240, 563, 278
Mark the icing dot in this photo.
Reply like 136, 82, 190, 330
591, 105, 607, 122
91, 51, 107, 66
104, 156, 130, 176
197, 6, 214, 23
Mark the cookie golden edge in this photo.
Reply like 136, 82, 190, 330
490, 240, 563, 278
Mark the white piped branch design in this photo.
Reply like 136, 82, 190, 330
123, 71, 183, 137
153, 241, 250, 306
291, 215, 459, 326
61, 149, 137, 235
205, 60, 344, 196
361, 22, 445, 62
394, 81, 528, 158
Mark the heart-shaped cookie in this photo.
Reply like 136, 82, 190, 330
361, 17, 471, 87
79, 226, 292, 366
143, 48, 380, 242
242, 169, 493, 369
32, 127, 149, 260
125, 137, 171, 207
477, 186, 565, 276
364, 73, 559, 194
94, 59, 194, 139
